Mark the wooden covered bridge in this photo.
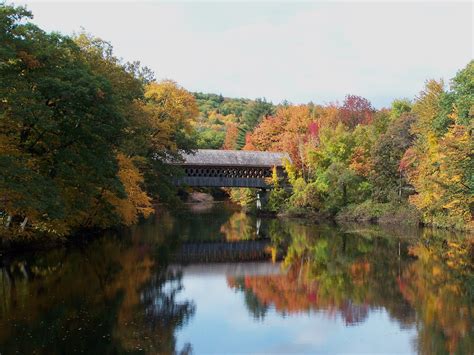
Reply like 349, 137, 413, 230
171, 149, 290, 188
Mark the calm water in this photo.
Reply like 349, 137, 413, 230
0, 202, 472, 354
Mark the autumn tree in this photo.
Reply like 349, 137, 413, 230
105, 153, 153, 226
222, 122, 239, 150
390, 98, 412, 120
407, 62, 473, 229
244, 105, 315, 168
244, 116, 283, 151
136, 80, 199, 203
338, 95, 374, 129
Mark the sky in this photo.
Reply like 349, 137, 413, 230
14, 1, 474, 108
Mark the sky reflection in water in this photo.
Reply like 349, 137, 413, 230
175, 271, 416, 354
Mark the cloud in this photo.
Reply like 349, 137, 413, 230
17, 1, 473, 107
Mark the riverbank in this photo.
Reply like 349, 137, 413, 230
336, 200, 421, 226
0, 226, 113, 255
1, 196, 471, 255
0, 198, 228, 254
272, 200, 473, 233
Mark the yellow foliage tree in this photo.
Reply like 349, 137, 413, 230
143, 80, 198, 152
408, 79, 473, 230
108, 153, 154, 226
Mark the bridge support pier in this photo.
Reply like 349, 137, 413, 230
256, 188, 269, 211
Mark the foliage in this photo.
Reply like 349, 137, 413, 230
106, 153, 154, 226
222, 122, 239, 150
406, 64, 473, 230
244, 105, 315, 168
0, 5, 199, 239
229, 188, 255, 209
143, 80, 197, 153
236, 98, 274, 149
238, 64, 472, 230
192, 93, 274, 150
267, 167, 289, 213
338, 94, 374, 128
1, 4, 472, 240
194, 127, 225, 149
337, 200, 420, 225
371, 113, 416, 202
390, 98, 412, 120
0, 6, 126, 236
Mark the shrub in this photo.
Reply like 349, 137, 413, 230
337, 200, 420, 225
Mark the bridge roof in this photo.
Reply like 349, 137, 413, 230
179, 149, 290, 167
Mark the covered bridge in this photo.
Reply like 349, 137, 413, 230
171, 149, 290, 188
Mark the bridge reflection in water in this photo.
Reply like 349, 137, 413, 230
171, 239, 273, 263
170, 212, 277, 264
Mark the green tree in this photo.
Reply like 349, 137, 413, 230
390, 98, 412, 120
0, 5, 126, 235
371, 113, 416, 202
236, 98, 274, 149
0, 6, 201, 238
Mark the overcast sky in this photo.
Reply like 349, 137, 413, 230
15, 1, 473, 107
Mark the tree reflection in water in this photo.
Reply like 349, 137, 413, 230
400, 229, 473, 355
0, 228, 195, 354
139, 269, 195, 354
228, 221, 473, 354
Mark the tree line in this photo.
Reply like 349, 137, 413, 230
233, 65, 473, 231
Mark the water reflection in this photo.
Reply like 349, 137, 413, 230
228, 226, 416, 327
0, 202, 472, 354
0, 227, 195, 354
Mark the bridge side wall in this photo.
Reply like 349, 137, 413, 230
172, 165, 286, 188
173, 176, 269, 188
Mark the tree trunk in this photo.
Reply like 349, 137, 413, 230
20, 217, 28, 231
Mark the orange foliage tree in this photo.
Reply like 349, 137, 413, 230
222, 122, 239, 150
245, 105, 316, 168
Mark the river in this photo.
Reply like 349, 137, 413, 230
0, 202, 472, 354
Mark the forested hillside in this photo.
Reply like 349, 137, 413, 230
192, 92, 275, 150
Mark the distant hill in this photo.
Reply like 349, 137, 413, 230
192, 92, 275, 149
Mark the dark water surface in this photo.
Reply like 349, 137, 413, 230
0, 202, 472, 354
